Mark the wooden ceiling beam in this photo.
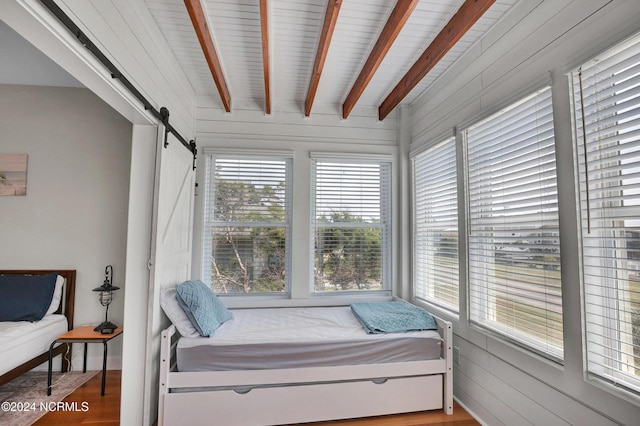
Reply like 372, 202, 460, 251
305, 0, 342, 117
342, 0, 419, 120
378, 0, 496, 120
260, 0, 271, 115
184, 0, 231, 112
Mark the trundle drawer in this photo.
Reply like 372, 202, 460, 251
163, 374, 443, 426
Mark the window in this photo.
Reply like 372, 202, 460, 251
311, 155, 391, 293
202, 152, 292, 294
465, 87, 563, 360
413, 137, 459, 311
573, 33, 640, 393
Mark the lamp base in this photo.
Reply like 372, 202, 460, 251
94, 321, 118, 334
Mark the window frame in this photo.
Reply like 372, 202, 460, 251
411, 136, 460, 312
463, 86, 564, 361
201, 150, 293, 297
571, 32, 640, 395
310, 153, 393, 296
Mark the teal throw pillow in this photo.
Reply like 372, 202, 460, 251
175, 280, 233, 337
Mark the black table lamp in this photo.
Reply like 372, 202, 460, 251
93, 265, 120, 334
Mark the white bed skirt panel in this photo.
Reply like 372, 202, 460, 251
163, 374, 443, 426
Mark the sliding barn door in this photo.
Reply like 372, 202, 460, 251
143, 125, 195, 425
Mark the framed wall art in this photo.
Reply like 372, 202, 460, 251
0, 154, 28, 196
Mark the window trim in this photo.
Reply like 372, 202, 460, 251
201, 150, 294, 297
571, 32, 640, 395
463, 86, 564, 362
309, 154, 393, 296
411, 136, 460, 312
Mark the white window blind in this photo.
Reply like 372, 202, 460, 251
572, 32, 640, 393
466, 87, 563, 360
202, 154, 292, 294
311, 158, 391, 293
413, 137, 459, 311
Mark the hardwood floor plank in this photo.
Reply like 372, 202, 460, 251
303, 401, 479, 425
35, 370, 121, 425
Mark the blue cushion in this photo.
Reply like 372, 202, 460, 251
175, 280, 233, 337
350, 301, 438, 334
0, 272, 58, 322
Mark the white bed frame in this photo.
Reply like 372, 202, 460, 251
158, 312, 452, 426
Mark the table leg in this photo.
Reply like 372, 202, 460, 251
83, 343, 88, 373
47, 340, 58, 396
101, 340, 108, 396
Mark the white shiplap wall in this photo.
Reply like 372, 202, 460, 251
409, 0, 640, 425
195, 97, 397, 145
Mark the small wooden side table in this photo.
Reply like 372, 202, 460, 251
47, 325, 123, 396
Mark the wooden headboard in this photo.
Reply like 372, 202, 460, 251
0, 269, 76, 330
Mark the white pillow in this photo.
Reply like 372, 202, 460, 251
45, 275, 65, 316
160, 287, 200, 337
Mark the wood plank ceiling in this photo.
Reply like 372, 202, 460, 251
145, 0, 520, 120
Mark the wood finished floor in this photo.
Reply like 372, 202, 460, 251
36, 370, 479, 425
35, 370, 121, 426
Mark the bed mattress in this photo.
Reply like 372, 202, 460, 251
177, 306, 441, 372
0, 314, 68, 376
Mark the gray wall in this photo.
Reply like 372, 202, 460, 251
0, 83, 132, 368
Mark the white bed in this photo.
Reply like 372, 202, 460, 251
0, 315, 68, 376
159, 305, 452, 426
0, 270, 76, 386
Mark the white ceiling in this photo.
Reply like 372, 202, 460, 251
144, 0, 521, 115
1, 1, 522, 119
